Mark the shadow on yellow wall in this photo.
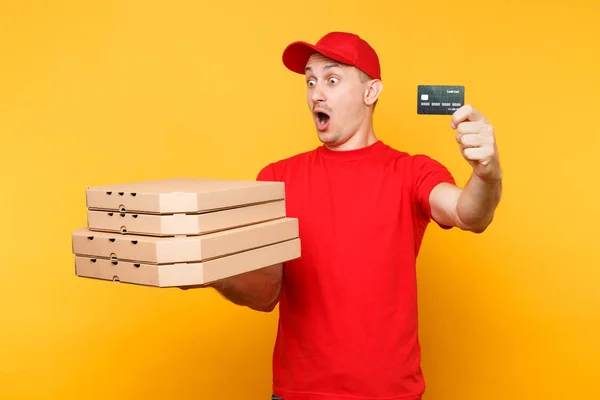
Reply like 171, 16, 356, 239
1, 1, 598, 399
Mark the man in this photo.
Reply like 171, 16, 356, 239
206, 32, 502, 400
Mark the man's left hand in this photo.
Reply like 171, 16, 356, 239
451, 104, 502, 182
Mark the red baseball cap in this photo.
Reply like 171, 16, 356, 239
282, 31, 381, 80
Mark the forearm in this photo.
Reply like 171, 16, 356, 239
456, 173, 502, 232
209, 263, 283, 312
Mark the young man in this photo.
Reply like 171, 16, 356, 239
208, 32, 502, 400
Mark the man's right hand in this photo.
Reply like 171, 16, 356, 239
176, 264, 283, 312
178, 280, 222, 290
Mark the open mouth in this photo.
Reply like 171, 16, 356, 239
314, 110, 330, 130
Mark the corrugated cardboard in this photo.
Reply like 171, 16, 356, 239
87, 199, 286, 236
86, 178, 285, 214
73, 177, 302, 287
72, 217, 299, 264
74, 238, 301, 287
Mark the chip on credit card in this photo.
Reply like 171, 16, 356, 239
417, 85, 465, 115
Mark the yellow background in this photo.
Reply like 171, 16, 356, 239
1, 0, 598, 399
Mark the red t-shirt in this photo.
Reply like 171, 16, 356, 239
256, 140, 455, 400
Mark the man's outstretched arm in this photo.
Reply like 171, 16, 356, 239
179, 163, 286, 312
429, 104, 503, 233
180, 263, 283, 312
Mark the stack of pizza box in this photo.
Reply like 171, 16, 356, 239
71, 178, 300, 287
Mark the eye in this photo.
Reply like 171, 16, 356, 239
328, 77, 339, 84
307, 79, 316, 87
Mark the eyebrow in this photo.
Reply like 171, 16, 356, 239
305, 63, 343, 72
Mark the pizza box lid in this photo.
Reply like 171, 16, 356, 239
72, 217, 299, 264
74, 237, 301, 287
85, 178, 285, 214
86, 199, 286, 236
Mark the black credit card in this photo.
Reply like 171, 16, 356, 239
417, 85, 465, 115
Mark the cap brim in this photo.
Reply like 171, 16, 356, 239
282, 41, 353, 75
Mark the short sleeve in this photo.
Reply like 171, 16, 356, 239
256, 163, 276, 181
412, 154, 456, 222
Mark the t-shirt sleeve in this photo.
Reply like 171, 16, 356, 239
256, 162, 276, 181
412, 154, 456, 225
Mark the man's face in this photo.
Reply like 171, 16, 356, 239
304, 53, 370, 147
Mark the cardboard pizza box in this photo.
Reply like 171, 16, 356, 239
73, 177, 300, 287
74, 237, 301, 287
72, 217, 299, 264
85, 178, 285, 214
86, 199, 286, 236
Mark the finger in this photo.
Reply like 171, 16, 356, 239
178, 284, 209, 290
451, 104, 486, 128
459, 133, 486, 148
455, 121, 482, 142
459, 132, 495, 148
463, 146, 494, 164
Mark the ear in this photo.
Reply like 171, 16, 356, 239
364, 79, 383, 106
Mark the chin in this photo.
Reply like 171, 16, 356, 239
317, 133, 345, 149
317, 131, 337, 143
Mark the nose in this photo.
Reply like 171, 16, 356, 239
310, 82, 326, 104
